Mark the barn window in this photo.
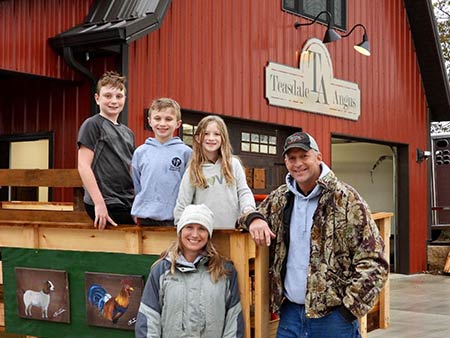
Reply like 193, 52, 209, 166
241, 132, 277, 155
282, 0, 347, 30
182, 123, 196, 146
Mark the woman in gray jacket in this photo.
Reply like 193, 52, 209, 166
135, 204, 244, 338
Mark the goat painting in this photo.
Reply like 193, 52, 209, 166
23, 280, 55, 318
15, 267, 70, 323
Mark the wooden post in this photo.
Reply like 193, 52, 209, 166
23, 225, 39, 248
377, 215, 391, 329
229, 233, 251, 338
124, 229, 142, 254
253, 245, 269, 338
443, 250, 450, 273
359, 315, 367, 338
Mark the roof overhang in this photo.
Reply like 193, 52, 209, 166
404, 0, 450, 121
49, 0, 171, 53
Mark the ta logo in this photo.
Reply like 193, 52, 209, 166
170, 157, 183, 171
172, 157, 182, 167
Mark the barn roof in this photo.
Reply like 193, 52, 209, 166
49, 0, 171, 51
405, 0, 450, 121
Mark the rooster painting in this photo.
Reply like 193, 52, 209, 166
87, 279, 135, 324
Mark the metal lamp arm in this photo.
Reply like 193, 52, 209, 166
294, 10, 334, 29
340, 23, 367, 38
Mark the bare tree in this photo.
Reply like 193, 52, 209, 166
433, 0, 450, 79
432, 1, 450, 133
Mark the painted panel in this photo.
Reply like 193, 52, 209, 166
2, 247, 156, 338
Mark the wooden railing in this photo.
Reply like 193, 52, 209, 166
0, 169, 390, 338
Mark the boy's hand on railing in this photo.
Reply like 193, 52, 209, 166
94, 203, 117, 230
249, 219, 275, 246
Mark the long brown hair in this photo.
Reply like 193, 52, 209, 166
154, 237, 229, 283
189, 115, 234, 188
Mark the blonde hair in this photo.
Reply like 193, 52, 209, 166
149, 97, 181, 120
96, 71, 126, 94
154, 237, 229, 283
189, 115, 234, 188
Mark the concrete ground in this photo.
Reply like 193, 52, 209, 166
1, 272, 449, 338
368, 273, 450, 338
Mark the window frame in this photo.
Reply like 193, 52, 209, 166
282, 0, 347, 31
240, 131, 278, 156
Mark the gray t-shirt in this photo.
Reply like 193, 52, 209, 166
77, 114, 135, 208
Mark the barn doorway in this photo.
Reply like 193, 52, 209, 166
331, 137, 407, 273
0, 132, 53, 203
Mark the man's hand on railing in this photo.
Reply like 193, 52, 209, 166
249, 218, 275, 246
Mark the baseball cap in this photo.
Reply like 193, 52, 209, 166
282, 131, 319, 156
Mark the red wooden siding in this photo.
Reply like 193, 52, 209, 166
129, 0, 427, 152
0, 0, 92, 80
127, 0, 428, 271
0, 0, 431, 271
0, 77, 84, 166
0, 1, 117, 201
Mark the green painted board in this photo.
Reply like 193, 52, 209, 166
1, 247, 158, 338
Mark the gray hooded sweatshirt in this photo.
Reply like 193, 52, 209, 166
284, 162, 331, 305
131, 137, 192, 220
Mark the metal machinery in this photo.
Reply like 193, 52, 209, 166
431, 133, 450, 228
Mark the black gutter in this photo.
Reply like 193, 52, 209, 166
63, 47, 98, 115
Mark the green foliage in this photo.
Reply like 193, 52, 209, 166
433, 0, 450, 80
432, 1, 450, 131
431, 121, 450, 133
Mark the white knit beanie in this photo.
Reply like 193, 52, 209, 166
177, 204, 214, 237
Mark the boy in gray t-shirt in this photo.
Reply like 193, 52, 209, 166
77, 71, 135, 229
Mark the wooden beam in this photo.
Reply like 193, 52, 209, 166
0, 169, 82, 187
0, 209, 92, 223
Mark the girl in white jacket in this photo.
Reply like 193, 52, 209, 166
135, 204, 244, 338
174, 115, 255, 229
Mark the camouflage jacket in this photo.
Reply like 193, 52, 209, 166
239, 170, 389, 318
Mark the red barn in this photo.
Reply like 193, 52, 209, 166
1, 0, 449, 275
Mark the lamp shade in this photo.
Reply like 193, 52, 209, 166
353, 33, 370, 56
323, 28, 341, 43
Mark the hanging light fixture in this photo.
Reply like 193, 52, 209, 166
340, 23, 371, 56
294, 11, 371, 56
294, 10, 341, 44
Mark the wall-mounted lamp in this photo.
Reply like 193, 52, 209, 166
340, 23, 370, 56
416, 148, 431, 163
294, 10, 341, 44
294, 10, 371, 56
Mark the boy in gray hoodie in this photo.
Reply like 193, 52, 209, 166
131, 98, 192, 225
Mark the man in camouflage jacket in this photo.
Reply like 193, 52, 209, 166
239, 131, 388, 338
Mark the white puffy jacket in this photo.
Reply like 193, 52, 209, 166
135, 255, 244, 338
